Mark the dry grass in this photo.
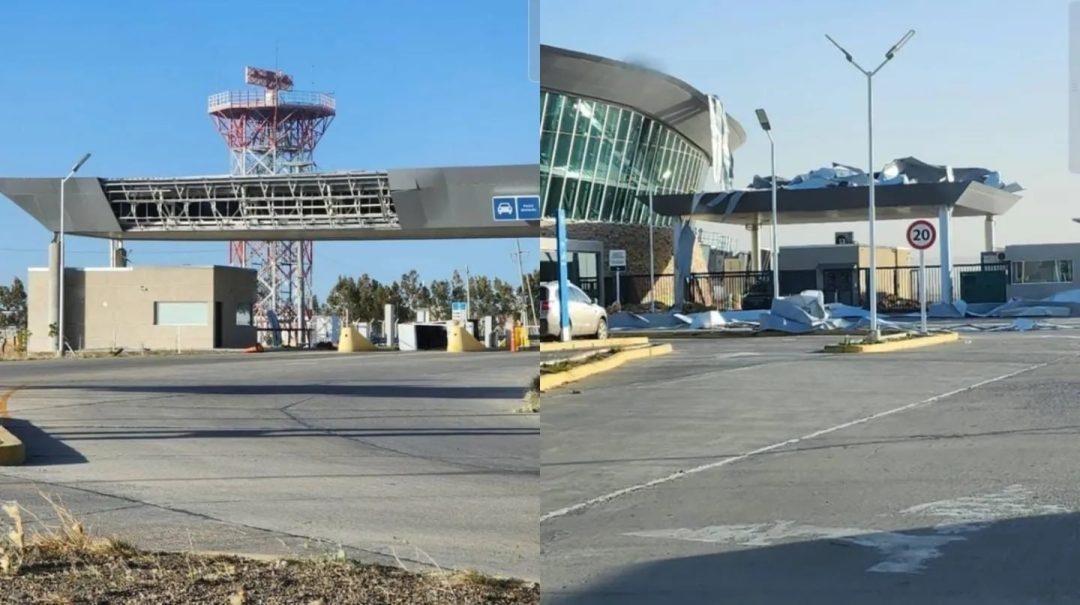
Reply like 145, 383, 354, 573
0, 495, 538, 604
517, 376, 540, 413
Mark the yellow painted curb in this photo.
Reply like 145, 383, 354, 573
540, 343, 674, 392
0, 426, 25, 466
540, 337, 650, 352
824, 331, 960, 354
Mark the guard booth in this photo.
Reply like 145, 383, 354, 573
648, 180, 1023, 309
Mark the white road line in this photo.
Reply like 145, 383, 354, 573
541, 361, 1052, 523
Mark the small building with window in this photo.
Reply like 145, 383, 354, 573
1005, 243, 1079, 299
26, 265, 257, 353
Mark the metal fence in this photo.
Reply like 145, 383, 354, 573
599, 263, 1010, 312
857, 263, 1009, 311
603, 273, 679, 307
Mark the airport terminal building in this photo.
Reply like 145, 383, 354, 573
539, 45, 747, 304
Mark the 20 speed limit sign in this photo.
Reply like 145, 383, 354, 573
906, 220, 937, 250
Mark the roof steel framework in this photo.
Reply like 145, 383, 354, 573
101, 171, 396, 233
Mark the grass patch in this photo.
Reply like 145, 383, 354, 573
1, 494, 538, 604
517, 376, 540, 413
540, 349, 617, 375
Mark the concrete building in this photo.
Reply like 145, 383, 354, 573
539, 44, 745, 303
27, 265, 257, 353
1004, 243, 1079, 299
778, 244, 915, 306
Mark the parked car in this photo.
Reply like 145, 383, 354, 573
537, 281, 608, 340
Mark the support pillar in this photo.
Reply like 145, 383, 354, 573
49, 235, 60, 353
939, 206, 954, 304
749, 224, 762, 272
984, 215, 996, 252
110, 239, 127, 268
673, 220, 697, 308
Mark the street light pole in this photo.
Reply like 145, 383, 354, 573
826, 30, 914, 341
57, 152, 91, 357
648, 169, 672, 314
755, 109, 779, 301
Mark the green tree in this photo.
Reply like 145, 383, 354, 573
450, 271, 467, 303
429, 279, 451, 320
396, 270, 423, 322
0, 277, 28, 329
325, 276, 360, 322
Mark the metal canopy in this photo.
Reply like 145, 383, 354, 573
647, 181, 1021, 226
0, 164, 539, 241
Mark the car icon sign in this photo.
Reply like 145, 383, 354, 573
496, 201, 514, 216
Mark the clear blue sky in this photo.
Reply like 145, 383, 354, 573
0, 0, 538, 295
539, 0, 1080, 263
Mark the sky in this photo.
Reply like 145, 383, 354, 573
538, 0, 1080, 263
0, 0, 539, 296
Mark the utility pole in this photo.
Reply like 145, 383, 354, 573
513, 239, 537, 325
465, 266, 472, 321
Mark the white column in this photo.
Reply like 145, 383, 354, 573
984, 215, 996, 252
939, 206, 954, 303
49, 235, 60, 352
749, 224, 761, 272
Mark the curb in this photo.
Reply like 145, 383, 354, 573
540, 337, 650, 352
0, 426, 25, 466
823, 331, 960, 354
540, 343, 674, 392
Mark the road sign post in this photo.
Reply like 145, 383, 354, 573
609, 249, 627, 308
906, 219, 937, 335
556, 207, 571, 342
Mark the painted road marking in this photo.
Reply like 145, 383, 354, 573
0, 385, 24, 419
899, 483, 1067, 533
542, 361, 1051, 522
623, 485, 1068, 574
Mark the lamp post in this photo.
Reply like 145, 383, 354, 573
755, 109, 780, 301
825, 30, 914, 341
58, 152, 91, 357
648, 168, 672, 314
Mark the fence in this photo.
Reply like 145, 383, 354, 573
857, 263, 1009, 311
597, 263, 1010, 312
603, 274, 679, 308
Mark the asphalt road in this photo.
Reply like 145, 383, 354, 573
0, 349, 539, 579
542, 331, 1080, 603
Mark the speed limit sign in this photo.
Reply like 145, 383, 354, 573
906, 220, 937, 250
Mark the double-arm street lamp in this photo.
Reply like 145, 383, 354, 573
825, 30, 914, 340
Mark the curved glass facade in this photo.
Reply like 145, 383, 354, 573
540, 90, 709, 225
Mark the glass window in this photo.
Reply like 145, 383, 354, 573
1012, 260, 1075, 283
569, 285, 591, 303
542, 93, 564, 132
236, 303, 253, 327
155, 302, 208, 326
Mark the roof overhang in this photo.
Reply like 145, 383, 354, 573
648, 181, 1021, 226
540, 45, 746, 159
0, 164, 540, 241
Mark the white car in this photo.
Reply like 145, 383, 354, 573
496, 201, 514, 217
538, 281, 608, 340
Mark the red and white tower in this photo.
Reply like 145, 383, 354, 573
208, 67, 335, 346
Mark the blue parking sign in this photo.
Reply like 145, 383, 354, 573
515, 196, 541, 220
492, 197, 517, 221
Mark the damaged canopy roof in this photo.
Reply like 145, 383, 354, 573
747, 156, 1022, 193
647, 180, 1022, 226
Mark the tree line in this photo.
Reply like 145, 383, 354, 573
322, 269, 539, 323
0, 277, 27, 330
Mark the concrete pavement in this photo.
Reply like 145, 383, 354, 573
542, 332, 1080, 603
0, 349, 539, 579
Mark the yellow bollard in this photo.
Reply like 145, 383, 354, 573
446, 321, 486, 353
338, 326, 377, 352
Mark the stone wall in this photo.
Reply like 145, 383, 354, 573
541, 222, 711, 307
